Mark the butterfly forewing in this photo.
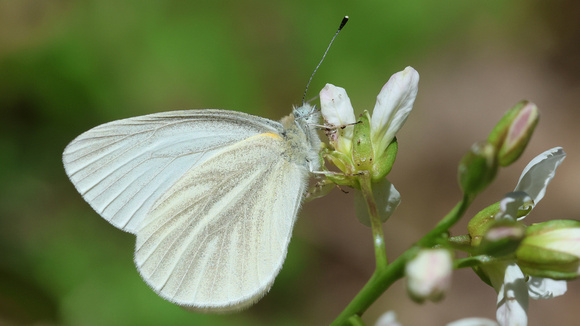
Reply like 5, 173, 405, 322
62, 110, 282, 233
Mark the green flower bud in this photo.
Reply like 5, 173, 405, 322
516, 219, 580, 280
487, 101, 539, 167
458, 142, 497, 195
468, 196, 532, 246
476, 220, 526, 257
468, 202, 501, 246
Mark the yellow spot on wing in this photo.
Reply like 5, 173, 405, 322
259, 133, 283, 140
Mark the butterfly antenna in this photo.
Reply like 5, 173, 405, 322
302, 16, 349, 105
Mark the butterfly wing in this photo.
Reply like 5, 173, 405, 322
134, 132, 309, 311
62, 109, 282, 233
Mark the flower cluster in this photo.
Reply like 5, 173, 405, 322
320, 67, 419, 225
319, 68, 576, 326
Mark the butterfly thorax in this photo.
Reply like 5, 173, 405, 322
279, 104, 321, 172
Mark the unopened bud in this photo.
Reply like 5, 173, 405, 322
487, 101, 539, 167
458, 142, 497, 195
516, 220, 580, 280
476, 220, 525, 257
406, 249, 453, 303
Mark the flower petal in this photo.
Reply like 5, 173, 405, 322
320, 83, 356, 127
354, 178, 401, 227
370, 67, 419, 156
495, 264, 529, 326
446, 318, 499, 326
527, 277, 567, 300
514, 147, 566, 206
320, 84, 357, 154
494, 191, 533, 221
405, 249, 453, 303
375, 311, 402, 326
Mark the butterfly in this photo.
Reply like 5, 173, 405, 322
62, 104, 321, 312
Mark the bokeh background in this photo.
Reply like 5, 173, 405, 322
1, 0, 579, 325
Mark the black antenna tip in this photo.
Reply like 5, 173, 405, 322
301, 16, 349, 104
339, 16, 349, 30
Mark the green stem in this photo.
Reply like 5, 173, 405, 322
331, 194, 474, 326
454, 255, 488, 269
417, 194, 473, 247
348, 314, 366, 326
359, 172, 388, 269
330, 248, 417, 326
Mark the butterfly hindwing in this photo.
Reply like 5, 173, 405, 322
134, 133, 309, 311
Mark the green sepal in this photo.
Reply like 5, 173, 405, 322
526, 219, 580, 236
518, 265, 580, 280
472, 265, 493, 287
352, 111, 373, 172
371, 138, 398, 182
517, 249, 580, 280
468, 202, 501, 246
324, 149, 351, 176
467, 201, 530, 246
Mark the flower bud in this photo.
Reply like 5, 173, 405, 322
468, 193, 532, 246
476, 220, 526, 257
370, 67, 419, 160
487, 101, 539, 167
406, 249, 453, 303
375, 311, 402, 326
320, 84, 357, 156
458, 142, 497, 195
516, 220, 580, 280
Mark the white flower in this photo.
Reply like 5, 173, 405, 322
405, 249, 453, 303
370, 66, 419, 158
320, 66, 419, 160
485, 147, 567, 326
375, 311, 403, 326
320, 68, 418, 226
446, 318, 499, 326
320, 84, 357, 155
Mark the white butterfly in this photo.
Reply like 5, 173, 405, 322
62, 105, 321, 312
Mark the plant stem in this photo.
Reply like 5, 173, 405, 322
330, 248, 416, 326
331, 194, 474, 326
359, 172, 388, 269
417, 194, 473, 247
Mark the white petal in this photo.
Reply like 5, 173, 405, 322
527, 277, 567, 300
446, 318, 499, 326
514, 147, 566, 206
494, 192, 532, 221
320, 84, 356, 127
375, 311, 403, 326
496, 264, 529, 326
534, 228, 580, 257
405, 249, 453, 302
354, 178, 401, 227
370, 67, 419, 155
320, 84, 357, 154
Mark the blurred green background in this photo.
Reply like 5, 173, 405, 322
1, 0, 579, 325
